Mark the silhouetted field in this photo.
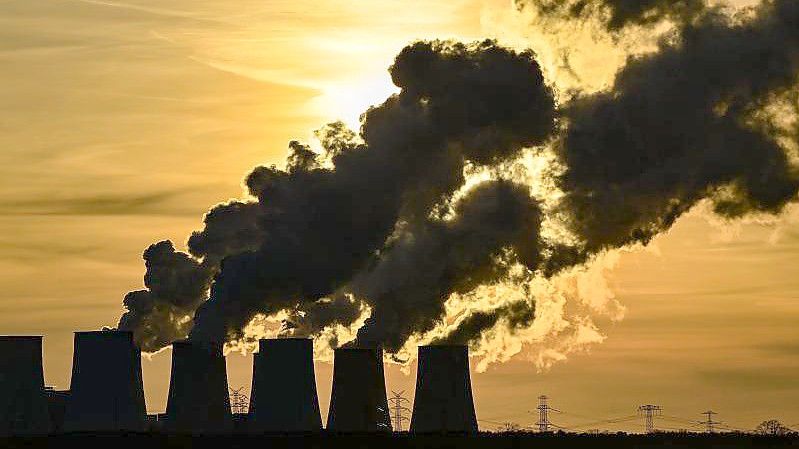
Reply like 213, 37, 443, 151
0, 432, 797, 449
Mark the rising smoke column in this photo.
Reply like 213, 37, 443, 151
121, 0, 799, 357
546, 0, 799, 257
189, 40, 557, 345
520, 0, 706, 30
371, 0, 799, 348
350, 180, 543, 351
119, 201, 264, 351
119, 39, 557, 352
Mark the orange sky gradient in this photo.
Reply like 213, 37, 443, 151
0, 0, 796, 433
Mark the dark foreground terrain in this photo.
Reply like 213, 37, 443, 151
0, 432, 797, 449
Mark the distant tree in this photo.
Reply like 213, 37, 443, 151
756, 420, 790, 435
499, 422, 522, 432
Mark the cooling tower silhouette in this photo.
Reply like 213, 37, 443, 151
410, 345, 478, 433
165, 340, 232, 433
0, 336, 51, 435
63, 330, 146, 432
327, 347, 391, 432
248, 338, 322, 432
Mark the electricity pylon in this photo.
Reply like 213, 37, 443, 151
536, 395, 560, 432
229, 387, 249, 414
701, 410, 720, 433
389, 390, 411, 431
638, 405, 662, 433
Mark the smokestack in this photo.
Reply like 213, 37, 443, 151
326, 347, 391, 432
63, 330, 146, 432
165, 340, 232, 433
410, 345, 478, 433
248, 338, 322, 432
0, 336, 51, 435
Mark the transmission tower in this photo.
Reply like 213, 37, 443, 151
536, 395, 559, 432
700, 410, 720, 433
388, 390, 411, 431
229, 387, 249, 414
638, 405, 662, 433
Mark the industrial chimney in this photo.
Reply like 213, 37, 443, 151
0, 336, 51, 435
165, 340, 232, 433
326, 346, 391, 432
63, 330, 146, 432
248, 338, 322, 432
410, 345, 478, 433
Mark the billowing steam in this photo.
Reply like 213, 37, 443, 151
521, 0, 706, 30
120, 39, 557, 353
119, 1, 799, 368
538, 0, 799, 256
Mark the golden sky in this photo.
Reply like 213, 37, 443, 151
0, 0, 796, 432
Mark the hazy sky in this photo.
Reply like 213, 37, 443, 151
0, 0, 796, 433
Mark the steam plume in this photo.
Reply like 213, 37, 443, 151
553, 0, 799, 257
120, 40, 557, 352
119, 1, 799, 362
520, 0, 706, 30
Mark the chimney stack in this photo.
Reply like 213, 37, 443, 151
165, 340, 232, 433
326, 347, 391, 432
410, 345, 478, 433
0, 336, 51, 435
63, 330, 146, 432
248, 338, 322, 432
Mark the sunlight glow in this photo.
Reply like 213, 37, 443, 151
312, 76, 401, 130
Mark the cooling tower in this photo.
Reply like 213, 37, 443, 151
0, 336, 51, 435
45, 389, 70, 434
410, 345, 478, 433
248, 338, 322, 432
165, 340, 232, 433
63, 330, 146, 432
326, 347, 391, 432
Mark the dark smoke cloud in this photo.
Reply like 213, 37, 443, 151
118, 241, 213, 352
119, 39, 556, 351
120, 0, 799, 356
282, 294, 365, 345
352, 180, 542, 351
118, 200, 264, 351
433, 300, 536, 346
553, 0, 799, 255
519, 0, 707, 30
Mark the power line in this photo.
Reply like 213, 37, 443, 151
566, 414, 640, 430
661, 415, 702, 426
479, 404, 792, 435
388, 390, 411, 431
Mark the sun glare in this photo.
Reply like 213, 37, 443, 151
313, 75, 401, 131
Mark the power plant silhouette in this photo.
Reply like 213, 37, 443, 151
327, 347, 392, 432
63, 331, 147, 432
0, 331, 479, 435
165, 340, 232, 433
249, 338, 322, 432
410, 345, 478, 433
0, 336, 51, 435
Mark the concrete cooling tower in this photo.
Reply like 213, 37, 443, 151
410, 345, 478, 433
0, 336, 51, 435
248, 338, 322, 432
63, 330, 146, 432
165, 340, 232, 433
326, 347, 391, 432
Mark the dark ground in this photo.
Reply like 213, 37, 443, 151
0, 432, 797, 449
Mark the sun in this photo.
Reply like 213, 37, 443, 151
313, 75, 401, 131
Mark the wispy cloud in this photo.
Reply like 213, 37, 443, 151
0, 190, 193, 216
